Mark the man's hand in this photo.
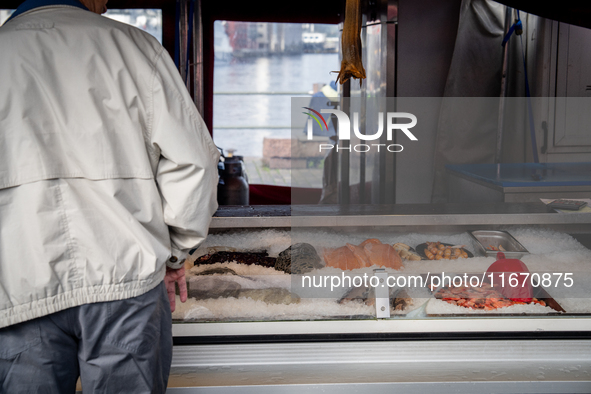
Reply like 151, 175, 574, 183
164, 266, 187, 312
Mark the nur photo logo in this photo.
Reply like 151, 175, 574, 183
302, 107, 329, 132
303, 108, 418, 153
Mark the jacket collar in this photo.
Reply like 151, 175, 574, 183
6, 0, 89, 24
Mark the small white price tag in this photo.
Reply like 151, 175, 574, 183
374, 269, 390, 318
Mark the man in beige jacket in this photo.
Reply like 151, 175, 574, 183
0, 0, 219, 392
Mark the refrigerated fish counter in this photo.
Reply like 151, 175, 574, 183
167, 203, 591, 393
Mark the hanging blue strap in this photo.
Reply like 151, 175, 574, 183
185, 0, 195, 82
501, 10, 539, 164
174, 0, 181, 69
501, 19, 522, 47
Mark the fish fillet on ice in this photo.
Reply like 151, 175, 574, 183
324, 239, 402, 271
363, 242, 403, 270
359, 238, 381, 247
323, 246, 358, 270
346, 243, 370, 269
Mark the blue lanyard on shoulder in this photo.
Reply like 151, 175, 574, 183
5, 0, 88, 24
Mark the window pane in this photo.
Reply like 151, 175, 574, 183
213, 21, 340, 187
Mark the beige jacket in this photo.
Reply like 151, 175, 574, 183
0, 5, 219, 328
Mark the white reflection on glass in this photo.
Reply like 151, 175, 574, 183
0, 10, 15, 25
104, 9, 163, 44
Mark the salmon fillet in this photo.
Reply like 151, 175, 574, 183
346, 243, 371, 269
363, 242, 403, 270
323, 246, 358, 270
324, 239, 401, 271
359, 238, 382, 247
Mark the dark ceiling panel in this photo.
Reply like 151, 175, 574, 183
494, 0, 591, 29
1, 0, 22, 8
3, 0, 343, 23
1, 0, 168, 9
0, 0, 343, 20
5, 0, 590, 28
202, 0, 343, 24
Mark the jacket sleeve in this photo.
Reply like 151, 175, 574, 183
149, 48, 220, 266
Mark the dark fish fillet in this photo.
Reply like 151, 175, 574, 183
195, 251, 277, 269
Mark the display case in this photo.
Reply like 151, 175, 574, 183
167, 204, 591, 393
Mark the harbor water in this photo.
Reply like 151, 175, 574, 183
213, 53, 340, 158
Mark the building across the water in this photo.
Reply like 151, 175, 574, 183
218, 21, 338, 57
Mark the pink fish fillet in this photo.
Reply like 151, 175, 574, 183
359, 238, 382, 247
324, 246, 358, 270
346, 243, 370, 269
363, 242, 403, 270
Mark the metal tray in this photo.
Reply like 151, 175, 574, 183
468, 230, 529, 259
415, 242, 473, 260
